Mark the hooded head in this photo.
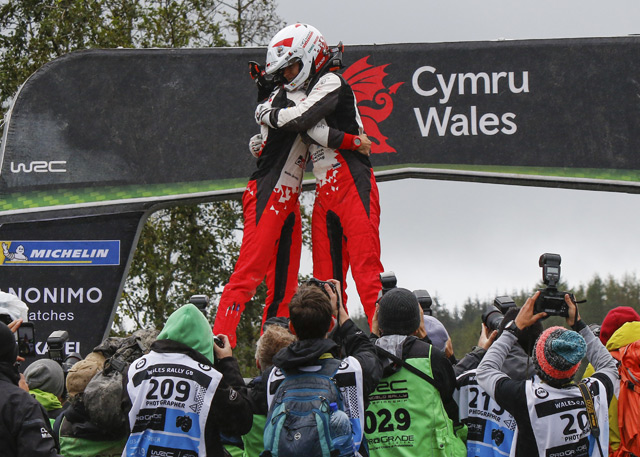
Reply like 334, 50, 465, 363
600, 306, 640, 345
158, 304, 214, 363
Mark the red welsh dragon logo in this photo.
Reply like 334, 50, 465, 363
343, 57, 404, 154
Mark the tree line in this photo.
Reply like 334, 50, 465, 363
432, 274, 640, 359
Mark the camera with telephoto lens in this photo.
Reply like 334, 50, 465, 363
482, 296, 517, 332
413, 289, 433, 315
533, 253, 574, 317
62, 352, 82, 373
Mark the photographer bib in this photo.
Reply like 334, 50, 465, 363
456, 369, 518, 457
525, 377, 608, 457
124, 351, 222, 457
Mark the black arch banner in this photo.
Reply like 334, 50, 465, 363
2, 37, 640, 355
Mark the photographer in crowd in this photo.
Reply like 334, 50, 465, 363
262, 279, 382, 457
24, 358, 66, 423
455, 304, 543, 457
54, 351, 129, 457
241, 321, 297, 457
583, 307, 640, 456
123, 303, 253, 457
369, 287, 466, 457
477, 291, 618, 457
0, 320, 62, 457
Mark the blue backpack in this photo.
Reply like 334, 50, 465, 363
262, 358, 353, 457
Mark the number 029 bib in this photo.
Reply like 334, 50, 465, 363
124, 351, 222, 457
366, 356, 462, 457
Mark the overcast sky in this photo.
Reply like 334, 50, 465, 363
273, 0, 640, 315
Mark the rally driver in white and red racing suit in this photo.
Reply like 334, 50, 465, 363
256, 23, 384, 325
213, 42, 371, 347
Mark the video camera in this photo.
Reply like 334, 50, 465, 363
47, 330, 81, 373
482, 296, 517, 332
533, 253, 575, 317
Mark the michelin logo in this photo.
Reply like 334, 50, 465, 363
2, 243, 28, 261
1, 241, 120, 266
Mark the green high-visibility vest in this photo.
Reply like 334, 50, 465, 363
366, 350, 466, 457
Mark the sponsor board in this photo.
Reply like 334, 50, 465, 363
5, 39, 640, 216
0, 213, 143, 367
1, 240, 120, 266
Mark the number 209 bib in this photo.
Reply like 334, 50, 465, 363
125, 351, 222, 457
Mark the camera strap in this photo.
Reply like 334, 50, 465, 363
577, 381, 604, 457
376, 346, 437, 389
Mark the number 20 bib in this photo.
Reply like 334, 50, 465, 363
525, 377, 608, 457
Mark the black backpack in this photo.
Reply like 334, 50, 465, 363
262, 358, 351, 457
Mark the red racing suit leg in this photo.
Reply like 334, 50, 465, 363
311, 154, 382, 324
212, 179, 302, 347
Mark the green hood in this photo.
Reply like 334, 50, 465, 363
606, 321, 640, 351
157, 304, 214, 363
30, 388, 62, 411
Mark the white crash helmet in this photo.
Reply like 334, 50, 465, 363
265, 23, 329, 91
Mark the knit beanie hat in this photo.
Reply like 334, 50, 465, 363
66, 355, 103, 398
378, 288, 421, 336
24, 358, 65, 397
0, 321, 18, 364
533, 326, 586, 387
600, 306, 640, 345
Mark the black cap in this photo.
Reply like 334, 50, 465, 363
378, 288, 421, 336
